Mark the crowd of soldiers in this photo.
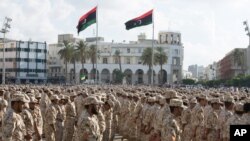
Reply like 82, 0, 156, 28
0, 85, 249, 141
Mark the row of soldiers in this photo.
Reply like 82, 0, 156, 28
0, 85, 249, 141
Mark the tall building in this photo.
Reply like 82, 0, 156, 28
48, 31, 184, 84
217, 48, 247, 80
0, 39, 47, 84
204, 62, 217, 80
188, 64, 205, 80
188, 65, 198, 78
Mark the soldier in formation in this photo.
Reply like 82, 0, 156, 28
0, 85, 249, 141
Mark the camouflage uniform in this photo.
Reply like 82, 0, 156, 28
31, 103, 43, 141
191, 103, 205, 141
22, 107, 34, 140
75, 96, 102, 141
63, 98, 76, 141
44, 95, 59, 141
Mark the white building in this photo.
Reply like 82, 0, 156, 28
48, 31, 184, 84
182, 70, 193, 79
188, 64, 205, 80
204, 62, 217, 80
247, 45, 250, 75
0, 39, 47, 84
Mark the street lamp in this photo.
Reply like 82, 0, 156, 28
0, 17, 12, 85
243, 20, 250, 46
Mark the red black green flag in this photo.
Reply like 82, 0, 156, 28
125, 10, 153, 30
77, 6, 97, 34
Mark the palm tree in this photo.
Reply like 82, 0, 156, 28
88, 44, 97, 80
141, 47, 156, 84
113, 50, 122, 72
75, 41, 88, 70
70, 47, 78, 84
58, 41, 73, 83
155, 47, 168, 84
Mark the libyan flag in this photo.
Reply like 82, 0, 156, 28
125, 10, 153, 30
77, 6, 97, 34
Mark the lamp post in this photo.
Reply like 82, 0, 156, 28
243, 21, 250, 47
0, 17, 12, 85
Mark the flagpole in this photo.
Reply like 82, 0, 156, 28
95, 5, 98, 84
151, 9, 154, 85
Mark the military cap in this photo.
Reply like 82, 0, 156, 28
11, 92, 30, 103
190, 97, 197, 104
198, 94, 208, 100
50, 95, 60, 100
169, 98, 186, 109
84, 96, 104, 105
30, 97, 38, 103
210, 98, 222, 104
224, 95, 235, 103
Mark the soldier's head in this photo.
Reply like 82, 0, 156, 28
198, 94, 208, 107
235, 103, 244, 116
224, 96, 235, 110
210, 98, 222, 110
29, 97, 38, 110
50, 95, 59, 104
85, 96, 104, 115
104, 100, 114, 111
189, 98, 197, 109
11, 92, 29, 113
169, 99, 185, 117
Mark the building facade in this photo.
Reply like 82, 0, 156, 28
0, 39, 47, 84
217, 48, 247, 80
48, 32, 184, 85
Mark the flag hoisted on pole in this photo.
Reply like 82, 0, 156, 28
76, 6, 97, 34
95, 5, 98, 84
125, 9, 155, 85
76, 6, 98, 83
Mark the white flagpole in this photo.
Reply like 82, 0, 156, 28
151, 10, 154, 85
95, 5, 98, 84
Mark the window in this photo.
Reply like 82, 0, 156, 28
138, 58, 142, 64
127, 48, 130, 53
114, 58, 119, 64
172, 57, 180, 65
103, 58, 108, 64
126, 57, 130, 64
138, 48, 142, 53
174, 49, 179, 55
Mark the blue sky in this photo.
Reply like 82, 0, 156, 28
0, 0, 250, 70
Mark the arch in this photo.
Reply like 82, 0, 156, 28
158, 69, 167, 84
90, 69, 99, 80
135, 69, 144, 84
112, 69, 122, 84
124, 69, 133, 84
101, 69, 110, 83
79, 68, 88, 82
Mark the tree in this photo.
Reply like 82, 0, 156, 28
58, 41, 74, 83
154, 47, 168, 84
75, 41, 88, 70
141, 47, 156, 84
88, 44, 98, 80
70, 47, 78, 84
113, 50, 122, 72
113, 50, 124, 84
182, 79, 195, 85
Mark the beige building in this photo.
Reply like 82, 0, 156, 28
47, 32, 184, 85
